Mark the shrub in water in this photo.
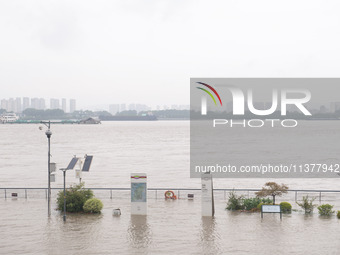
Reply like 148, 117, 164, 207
243, 198, 261, 211
83, 198, 103, 213
337, 211, 340, 219
242, 198, 273, 211
226, 191, 244, 210
317, 204, 334, 216
296, 195, 317, 214
260, 198, 273, 204
57, 183, 93, 213
226, 191, 273, 211
280, 202, 292, 213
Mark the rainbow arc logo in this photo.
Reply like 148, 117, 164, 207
196, 82, 223, 106
196, 82, 222, 115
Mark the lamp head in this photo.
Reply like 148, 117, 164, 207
45, 129, 52, 138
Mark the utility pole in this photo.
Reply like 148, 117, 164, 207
41, 121, 52, 217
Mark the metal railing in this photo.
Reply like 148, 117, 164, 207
1, 187, 340, 203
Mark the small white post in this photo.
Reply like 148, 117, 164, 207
201, 172, 215, 217
75, 158, 83, 183
131, 173, 147, 215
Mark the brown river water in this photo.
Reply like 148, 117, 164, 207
0, 121, 340, 254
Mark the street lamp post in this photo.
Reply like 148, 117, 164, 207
41, 121, 52, 217
60, 168, 68, 221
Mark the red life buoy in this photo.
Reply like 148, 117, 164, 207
164, 190, 177, 199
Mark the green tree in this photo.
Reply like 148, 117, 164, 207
95, 111, 112, 117
255, 182, 289, 205
22, 108, 65, 119
117, 110, 137, 116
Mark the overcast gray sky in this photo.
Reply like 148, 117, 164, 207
1, 0, 340, 109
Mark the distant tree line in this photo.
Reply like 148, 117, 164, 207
20, 108, 112, 120
4, 108, 190, 120
115, 109, 190, 119
4, 107, 340, 120
22, 108, 65, 119
144, 110, 189, 119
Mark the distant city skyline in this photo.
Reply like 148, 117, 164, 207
0, 97, 77, 113
2, 94, 339, 115
0, 96, 190, 114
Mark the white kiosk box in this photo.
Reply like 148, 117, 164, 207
261, 205, 282, 219
201, 172, 215, 217
50, 162, 56, 182
131, 173, 147, 215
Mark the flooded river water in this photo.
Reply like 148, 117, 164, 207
0, 121, 340, 254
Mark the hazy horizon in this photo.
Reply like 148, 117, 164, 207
1, 0, 340, 109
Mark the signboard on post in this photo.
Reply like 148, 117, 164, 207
50, 173, 56, 182
50, 163, 56, 182
50, 163, 56, 173
131, 173, 147, 215
75, 169, 82, 179
201, 172, 215, 217
261, 205, 282, 219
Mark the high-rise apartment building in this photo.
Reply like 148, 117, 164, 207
31, 98, 39, 109
120, 104, 126, 112
50, 98, 60, 109
38, 98, 46, 110
70, 99, 76, 113
15, 98, 22, 113
128, 104, 136, 111
23, 97, 30, 110
8, 98, 14, 112
1, 99, 8, 111
135, 104, 148, 112
330, 102, 340, 113
62, 98, 67, 112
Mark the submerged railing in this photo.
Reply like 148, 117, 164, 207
1, 187, 340, 203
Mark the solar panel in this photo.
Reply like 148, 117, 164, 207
66, 157, 79, 170
82, 155, 93, 172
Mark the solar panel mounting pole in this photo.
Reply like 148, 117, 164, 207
60, 168, 67, 221
78, 158, 82, 184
